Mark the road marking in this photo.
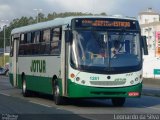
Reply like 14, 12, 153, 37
142, 105, 160, 111
0, 92, 10, 96
148, 106, 160, 111
29, 101, 52, 108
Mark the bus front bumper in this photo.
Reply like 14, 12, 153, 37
67, 81, 142, 98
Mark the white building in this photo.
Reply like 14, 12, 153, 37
138, 8, 160, 78
138, 8, 160, 51
138, 8, 159, 25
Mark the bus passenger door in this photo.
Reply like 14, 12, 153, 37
12, 35, 19, 87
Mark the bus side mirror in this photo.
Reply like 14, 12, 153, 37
65, 30, 73, 42
141, 36, 148, 55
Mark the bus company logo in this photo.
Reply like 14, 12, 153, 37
114, 78, 126, 82
30, 60, 46, 73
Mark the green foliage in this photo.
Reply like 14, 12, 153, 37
0, 12, 107, 48
0, 55, 9, 67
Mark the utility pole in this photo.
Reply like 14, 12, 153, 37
33, 9, 42, 23
3, 25, 7, 67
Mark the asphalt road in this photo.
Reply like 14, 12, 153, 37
0, 76, 160, 120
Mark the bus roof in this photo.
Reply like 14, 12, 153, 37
11, 16, 137, 34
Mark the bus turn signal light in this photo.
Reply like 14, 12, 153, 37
70, 73, 75, 78
128, 92, 139, 96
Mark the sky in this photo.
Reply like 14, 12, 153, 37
1, 0, 160, 25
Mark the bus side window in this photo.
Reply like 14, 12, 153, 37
19, 33, 26, 55
41, 29, 50, 54
20, 33, 26, 44
27, 32, 32, 43
35, 31, 40, 43
32, 31, 40, 55
43, 29, 50, 42
51, 27, 62, 55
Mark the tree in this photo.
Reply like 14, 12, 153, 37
38, 12, 45, 22
100, 12, 107, 16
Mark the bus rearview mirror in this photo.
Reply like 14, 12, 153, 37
141, 36, 148, 55
65, 30, 73, 42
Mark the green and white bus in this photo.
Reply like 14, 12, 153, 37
9, 16, 148, 106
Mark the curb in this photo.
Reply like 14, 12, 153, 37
142, 93, 160, 97
142, 77, 160, 97
143, 78, 160, 86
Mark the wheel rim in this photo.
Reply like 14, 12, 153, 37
55, 86, 60, 97
22, 80, 26, 93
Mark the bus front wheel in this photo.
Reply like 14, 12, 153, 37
112, 98, 126, 107
54, 85, 64, 105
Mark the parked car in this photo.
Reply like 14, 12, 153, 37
0, 67, 9, 76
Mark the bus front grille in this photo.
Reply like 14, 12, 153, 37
90, 81, 126, 86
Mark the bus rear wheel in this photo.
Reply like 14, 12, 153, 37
22, 78, 29, 97
54, 85, 64, 105
112, 98, 126, 107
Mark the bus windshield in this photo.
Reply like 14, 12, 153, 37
70, 30, 142, 74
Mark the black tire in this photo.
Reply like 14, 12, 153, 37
54, 85, 64, 105
112, 98, 126, 107
22, 76, 29, 97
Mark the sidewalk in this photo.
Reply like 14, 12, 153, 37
142, 78, 160, 97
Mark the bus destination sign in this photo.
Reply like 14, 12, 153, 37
72, 18, 138, 30
82, 19, 130, 27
